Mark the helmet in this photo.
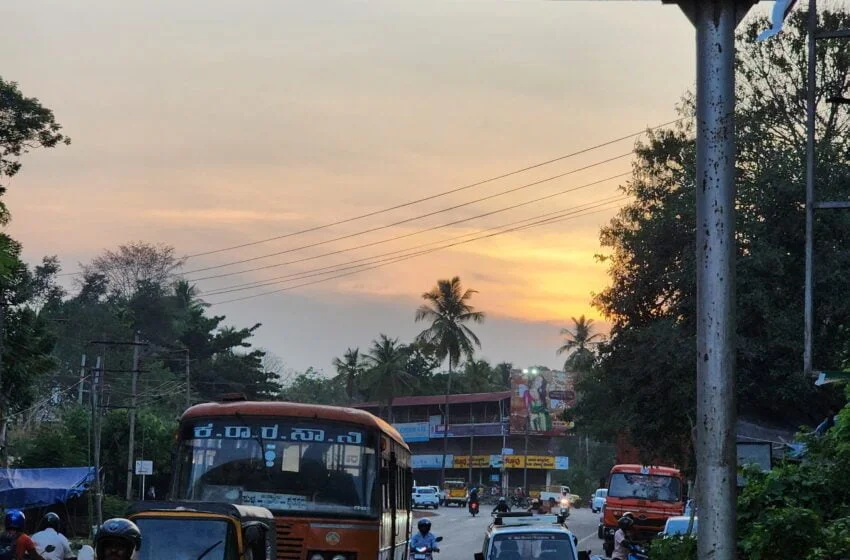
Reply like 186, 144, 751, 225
618, 515, 635, 530
4, 510, 25, 531
499, 497, 506, 503
95, 518, 142, 557
417, 518, 431, 533
42, 512, 61, 531
532, 499, 540, 505
621, 511, 635, 520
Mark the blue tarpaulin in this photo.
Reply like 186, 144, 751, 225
0, 467, 95, 510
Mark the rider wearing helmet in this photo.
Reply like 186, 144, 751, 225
612, 513, 637, 560
32, 513, 73, 560
94, 518, 142, 560
0, 510, 45, 560
492, 497, 510, 514
409, 518, 439, 553
527, 498, 542, 513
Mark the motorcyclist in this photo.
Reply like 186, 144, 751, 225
467, 485, 479, 503
94, 518, 142, 560
527, 498, 542, 513
409, 519, 439, 553
0, 509, 45, 560
31, 513, 73, 560
492, 497, 510, 514
612, 513, 639, 560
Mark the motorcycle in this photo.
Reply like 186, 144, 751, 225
469, 499, 480, 517
409, 536, 443, 560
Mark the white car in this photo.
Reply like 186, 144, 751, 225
591, 488, 608, 513
660, 515, 698, 538
412, 486, 440, 509
427, 485, 446, 505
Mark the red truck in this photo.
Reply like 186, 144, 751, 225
599, 464, 687, 557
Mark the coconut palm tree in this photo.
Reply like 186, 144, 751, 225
414, 276, 485, 484
361, 335, 413, 421
556, 315, 604, 372
332, 347, 364, 404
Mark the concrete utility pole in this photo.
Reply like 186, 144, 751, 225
91, 356, 103, 527
663, 1, 753, 559
802, 0, 850, 377
125, 332, 141, 500
185, 349, 191, 410
78, 354, 87, 405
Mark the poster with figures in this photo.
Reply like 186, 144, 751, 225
509, 369, 577, 436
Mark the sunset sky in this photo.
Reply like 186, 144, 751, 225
3, 1, 774, 374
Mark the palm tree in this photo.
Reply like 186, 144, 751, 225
414, 276, 485, 485
332, 347, 364, 404
361, 335, 413, 421
556, 315, 604, 372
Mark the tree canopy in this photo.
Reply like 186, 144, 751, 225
574, 10, 850, 466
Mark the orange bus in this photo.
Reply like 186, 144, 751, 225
600, 464, 686, 557
170, 397, 412, 560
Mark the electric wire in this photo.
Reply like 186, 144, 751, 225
187, 171, 631, 278
186, 118, 682, 259
202, 194, 626, 295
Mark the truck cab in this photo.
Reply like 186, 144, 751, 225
599, 465, 686, 557
127, 500, 276, 560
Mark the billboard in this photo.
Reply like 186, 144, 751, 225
510, 369, 577, 436
430, 422, 505, 438
393, 422, 430, 443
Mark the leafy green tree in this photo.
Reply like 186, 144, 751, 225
575, 10, 850, 465
0, 76, 70, 462
556, 315, 603, 373
280, 367, 347, 405
494, 362, 513, 390
360, 335, 413, 421
332, 348, 364, 404
460, 359, 497, 393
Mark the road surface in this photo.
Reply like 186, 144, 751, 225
416, 505, 605, 560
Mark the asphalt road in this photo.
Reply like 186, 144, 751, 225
416, 505, 606, 560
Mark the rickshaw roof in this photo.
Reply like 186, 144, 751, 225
127, 500, 275, 522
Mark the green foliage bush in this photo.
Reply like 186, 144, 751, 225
649, 535, 697, 560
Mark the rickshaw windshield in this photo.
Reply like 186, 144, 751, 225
134, 518, 233, 560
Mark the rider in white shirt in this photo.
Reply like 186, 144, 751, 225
31, 513, 73, 560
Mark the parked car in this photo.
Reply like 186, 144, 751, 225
412, 486, 441, 509
427, 485, 446, 505
659, 516, 698, 538
591, 488, 607, 513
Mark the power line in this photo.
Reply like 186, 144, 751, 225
203, 194, 626, 296
186, 118, 683, 259
208, 201, 624, 306
187, 171, 630, 279
204, 199, 625, 297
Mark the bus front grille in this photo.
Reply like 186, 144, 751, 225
275, 521, 305, 560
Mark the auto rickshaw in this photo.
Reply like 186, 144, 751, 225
126, 500, 275, 560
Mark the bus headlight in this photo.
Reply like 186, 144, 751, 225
332, 555, 347, 560
311, 554, 325, 560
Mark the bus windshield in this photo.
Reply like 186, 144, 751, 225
173, 417, 378, 517
608, 473, 682, 503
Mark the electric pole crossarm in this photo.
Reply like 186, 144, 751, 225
814, 201, 850, 209
816, 29, 850, 39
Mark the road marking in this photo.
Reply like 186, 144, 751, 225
577, 530, 600, 546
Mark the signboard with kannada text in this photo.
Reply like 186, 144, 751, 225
502, 455, 569, 470
393, 422, 430, 443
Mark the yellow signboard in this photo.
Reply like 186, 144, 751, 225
503, 455, 557, 469
452, 455, 491, 469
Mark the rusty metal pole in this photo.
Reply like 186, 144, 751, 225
693, 1, 746, 558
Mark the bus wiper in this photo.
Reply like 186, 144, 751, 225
196, 540, 223, 560
235, 412, 272, 477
